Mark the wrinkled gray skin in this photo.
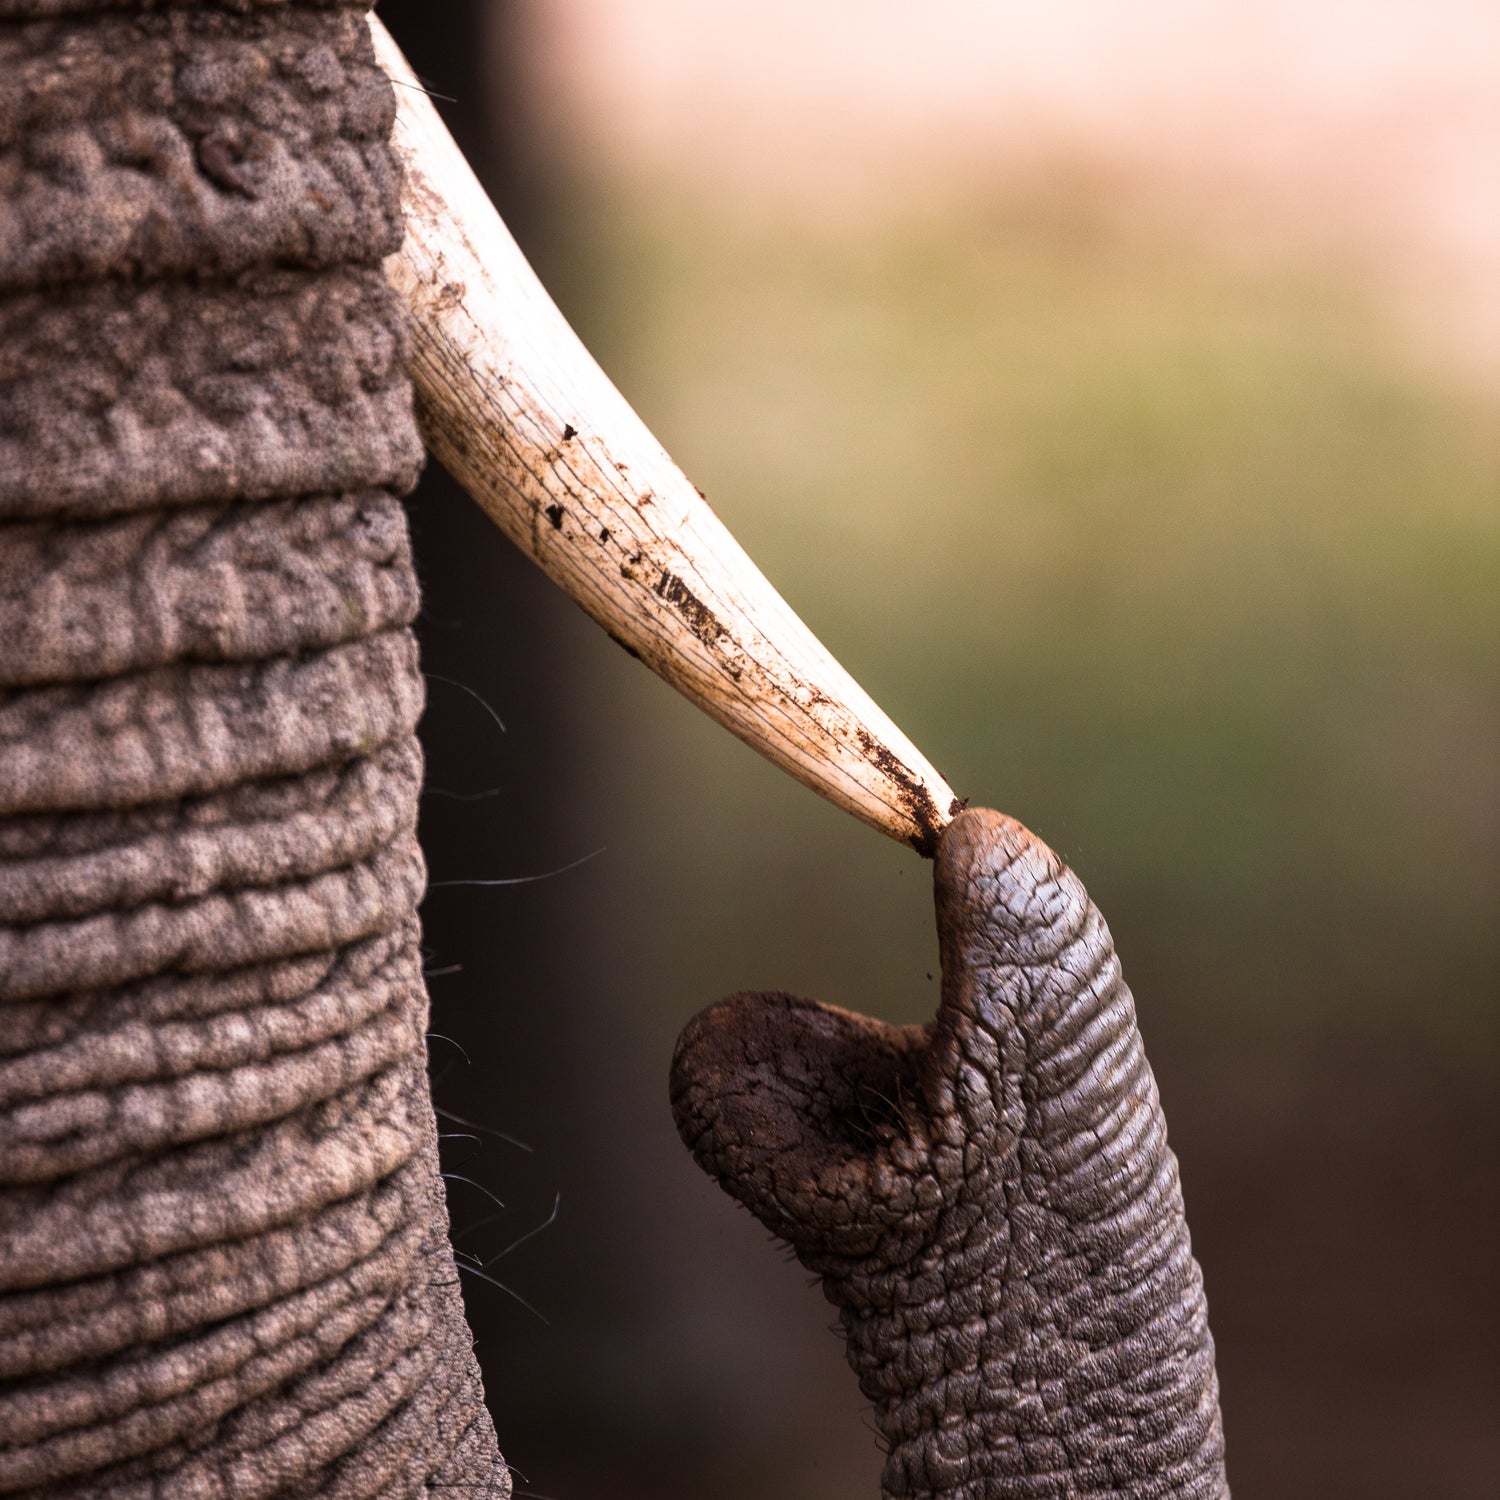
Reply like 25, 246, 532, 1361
0, 1, 507, 1493
0, 3, 1226, 1498
673, 810, 1228, 1498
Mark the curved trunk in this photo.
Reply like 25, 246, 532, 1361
673, 809, 1228, 1499
0, 2, 506, 1493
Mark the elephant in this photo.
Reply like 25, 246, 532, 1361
0, 1, 1226, 1496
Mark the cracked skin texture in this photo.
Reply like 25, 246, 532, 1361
672, 809, 1228, 1499
0, 1, 507, 1494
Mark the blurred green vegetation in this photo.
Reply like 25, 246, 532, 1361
547, 177, 1498, 1056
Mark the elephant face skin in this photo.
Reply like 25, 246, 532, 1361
0, 1, 507, 1492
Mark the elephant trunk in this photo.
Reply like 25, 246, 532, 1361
672, 809, 1228, 1498
0, 2, 506, 1493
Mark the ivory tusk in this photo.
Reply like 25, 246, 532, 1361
371, 19, 964, 854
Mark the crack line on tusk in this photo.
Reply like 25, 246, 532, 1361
371, 17, 964, 855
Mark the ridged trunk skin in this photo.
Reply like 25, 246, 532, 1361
0, 2, 509, 1493
673, 809, 1228, 1498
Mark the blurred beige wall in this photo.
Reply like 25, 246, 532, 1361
516, 0, 1500, 381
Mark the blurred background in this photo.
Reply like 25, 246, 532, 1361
379, 2, 1497, 1495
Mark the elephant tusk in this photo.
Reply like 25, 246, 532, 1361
371, 19, 964, 855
